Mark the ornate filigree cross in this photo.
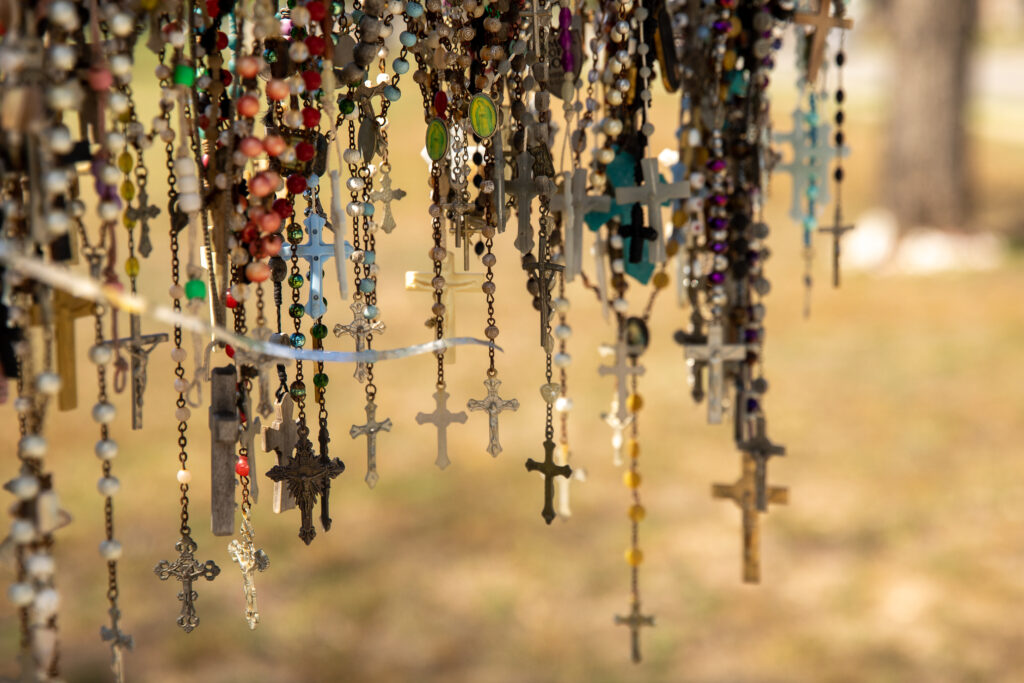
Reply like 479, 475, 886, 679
333, 299, 385, 382
349, 400, 392, 488
153, 535, 220, 633
466, 375, 519, 458
227, 512, 270, 630
265, 434, 344, 545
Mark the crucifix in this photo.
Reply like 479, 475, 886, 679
739, 417, 786, 512
794, 0, 854, 84
525, 439, 572, 525
265, 433, 345, 545
280, 210, 334, 319
350, 400, 392, 488
598, 339, 646, 424
98, 312, 169, 430
416, 386, 468, 470
818, 218, 854, 288
466, 375, 519, 458
508, 149, 540, 254
550, 168, 611, 282
524, 232, 565, 351
262, 394, 299, 513
28, 289, 94, 411
614, 601, 655, 664
713, 452, 788, 583
521, 0, 553, 57
679, 321, 746, 425
601, 403, 633, 466
442, 195, 476, 268
99, 606, 133, 683
125, 188, 161, 258
333, 299, 385, 382
614, 157, 690, 264
209, 365, 238, 536
405, 253, 485, 363
153, 535, 221, 632
227, 512, 270, 630
369, 167, 406, 234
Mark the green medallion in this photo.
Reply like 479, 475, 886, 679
425, 118, 449, 161
468, 93, 498, 139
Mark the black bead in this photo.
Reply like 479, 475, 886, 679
834, 168, 844, 182
836, 52, 846, 67
835, 131, 844, 146
836, 89, 845, 104
835, 111, 845, 125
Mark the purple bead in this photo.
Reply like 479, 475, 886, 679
709, 271, 725, 284
747, 250, 760, 262
746, 398, 760, 412
711, 241, 726, 253
713, 20, 731, 32
711, 217, 728, 230
712, 194, 728, 206
559, 10, 574, 73
744, 328, 760, 343
708, 159, 726, 173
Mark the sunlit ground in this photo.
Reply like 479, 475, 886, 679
2, 41, 1024, 683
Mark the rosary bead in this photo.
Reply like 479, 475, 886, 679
235, 456, 250, 477
627, 440, 640, 459
175, 406, 191, 422
612, 297, 629, 313
19, 436, 46, 459
431, 275, 446, 291
7, 583, 35, 607
34, 588, 60, 618
484, 324, 499, 340
289, 303, 306, 319
481, 281, 496, 296
173, 377, 189, 393
625, 548, 644, 566
92, 402, 117, 424
26, 554, 56, 579
628, 504, 646, 522
176, 469, 192, 484
289, 380, 306, 398
13, 397, 30, 414
431, 302, 446, 317
11, 520, 35, 544
359, 279, 376, 294
651, 272, 669, 290
312, 373, 329, 388
8, 475, 39, 500
553, 352, 571, 368
555, 396, 573, 413
95, 439, 118, 461
626, 393, 643, 413
623, 471, 641, 489
290, 333, 306, 348
97, 477, 121, 497
48, 0, 78, 29
99, 540, 123, 561
34, 372, 61, 396
554, 324, 572, 340
552, 297, 570, 314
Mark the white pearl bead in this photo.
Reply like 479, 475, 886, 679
99, 540, 123, 561
46, 211, 70, 236
49, 1, 78, 29
343, 149, 361, 165
97, 477, 121, 497
176, 469, 192, 485
92, 402, 116, 424
553, 352, 572, 368
9, 475, 39, 500
13, 397, 31, 413
554, 324, 572, 340
109, 54, 133, 77
110, 12, 134, 37
99, 200, 121, 222
173, 378, 189, 393
35, 372, 61, 395
175, 406, 191, 422
174, 157, 196, 176
25, 553, 55, 578
169, 284, 185, 299
179, 193, 201, 213
552, 297, 570, 314
10, 520, 35, 544
107, 92, 130, 115
47, 125, 72, 154
19, 436, 46, 459
32, 588, 60, 618
7, 582, 35, 607
230, 283, 247, 301
612, 298, 630, 313
105, 131, 127, 154
176, 174, 199, 194
554, 396, 573, 413
95, 439, 118, 461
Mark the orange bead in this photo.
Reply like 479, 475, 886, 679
623, 471, 641, 489
627, 440, 640, 459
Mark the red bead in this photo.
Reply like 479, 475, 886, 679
225, 293, 238, 309
220, 69, 232, 87
305, 35, 326, 56
197, 115, 210, 130
295, 141, 315, 162
286, 174, 307, 195
225, 344, 235, 358
307, 1, 327, 21
272, 198, 294, 218
235, 456, 249, 477
206, 0, 220, 17
301, 70, 322, 92
237, 94, 260, 118
301, 106, 321, 128
216, 31, 229, 51
434, 91, 448, 118
241, 224, 259, 243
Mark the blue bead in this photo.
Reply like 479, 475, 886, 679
393, 58, 409, 74
290, 332, 306, 348
802, 216, 817, 231
359, 279, 376, 294
406, 2, 424, 17
384, 85, 401, 102
400, 31, 417, 47
352, 9, 364, 22
363, 203, 375, 216
363, 250, 376, 265
307, 173, 320, 188
364, 304, 379, 319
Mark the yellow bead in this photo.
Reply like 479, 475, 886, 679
117, 152, 134, 174
729, 17, 742, 37
666, 237, 681, 256
122, 215, 136, 230
652, 272, 669, 290
723, 50, 737, 71
625, 548, 644, 567
623, 470, 641, 489
120, 180, 135, 202
628, 504, 646, 522
124, 257, 140, 278
140, 0, 158, 9
626, 393, 643, 413
627, 439, 640, 459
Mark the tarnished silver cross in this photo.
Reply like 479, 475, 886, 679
679, 321, 745, 424
614, 157, 690, 264
614, 601, 655, 664
467, 375, 519, 458
416, 386, 467, 470
125, 188, 160, 257
525, 439, 572, 525
227, 512, 269, 629
598, 338, 646, 424
153, 535, 220, 633
99, 606, 133, 683
333, 299, 385, 382
99, 313, 168, 429
350, 400, 392, 488
550, 168, 611, 282
524, 232, 565, 351
369, 167, 406, 234
508, 149, 540, 254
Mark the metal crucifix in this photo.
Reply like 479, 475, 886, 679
614, 157, 690, 265
280, 210, 335, 319
466, 374, 519, 458
334, 299, 385, 382
350, 400, 392, 488
153, 535, 221, 633
598, 338, 646, 424
525, 439, 572, 525
226, 512, 269, 630
679, 321, 746, 425
265, 432, 344, 545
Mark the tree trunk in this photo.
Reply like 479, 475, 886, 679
886, 0, 977, 231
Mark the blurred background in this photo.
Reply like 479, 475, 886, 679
4, 0, 1024, 680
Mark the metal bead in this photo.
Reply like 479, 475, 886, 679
95, 439, 118, 461
92, 402, 116, 425
19, 436, 46, 459
34, 372, 61, 396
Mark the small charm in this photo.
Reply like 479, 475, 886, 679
227, 512, 270, 629
153, 535, 221, 633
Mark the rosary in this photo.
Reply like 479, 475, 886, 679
0, 0, 854, 677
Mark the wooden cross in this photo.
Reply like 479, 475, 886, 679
739, 417, 786, 512
466, 375, 519, 458
521, 0, 553, 58
416, 386, 467, 470
350, 400, 392, 488
614, 601, 655, 663
679, 321, 745, 425
550, 168, 611, 282
508, 149, 540, 254
794, 0, 853, 83
369, 169, 406, 234
712, 452, 788, 583
99, 313, 168, 430
598, 338, 646, 424
525, 439, 572, 525
405, 253, 485, 364
153, 534, 221, 633
524, 232, 565, 351
28, 289, 94, 411
818, 219, 855, 288
280, 211, 334, 319
614, 157, 690, 264
333, 299, 385, 382
265, 434, 344, 545
99, 605, 133, 683
239, 413, 262, 503
262, 394, 299, 513
227, 512, 269, 630
209, 366, 239, 536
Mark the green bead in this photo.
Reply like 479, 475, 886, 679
289, 303, 305, 319
184, 279, 207, 300
290, 332, 306, 348
312, 372, 329, 388
289, 380, 306, 399
287, 226, 304, 243
339, 98, 355, 115
173, 63, 196, 87
311, 323, 328, 339
288, 273, 304, 289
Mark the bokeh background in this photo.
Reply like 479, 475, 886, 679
3, 1, 1024, 681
